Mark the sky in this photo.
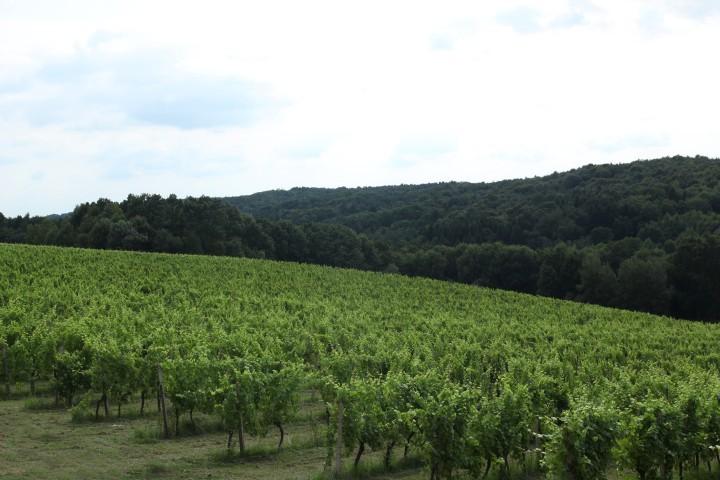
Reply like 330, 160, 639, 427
1, 0, 720, 217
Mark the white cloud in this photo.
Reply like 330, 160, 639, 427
1, 0, 719, 216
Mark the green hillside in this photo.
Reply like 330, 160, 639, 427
3, 156, 720, 321
225, 156, 720, 247
2, 243, 720, 479
225, 156, 720, 321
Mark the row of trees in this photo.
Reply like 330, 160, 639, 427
399, 235, 720, 320
329, 374, 720, 480
226, 156, 720, 320
226, 156, 720, 249
2, 158, 720, 322
4, 320, 720, 480
0, 195, 389, 270
3, 244, 720, 479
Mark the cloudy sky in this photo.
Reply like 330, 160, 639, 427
1, 0, 719, 216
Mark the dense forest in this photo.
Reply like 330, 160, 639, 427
225, 156, 720, 247
0, 195, 390, 270
226, 156, 720, 321
2, 156, 719, 321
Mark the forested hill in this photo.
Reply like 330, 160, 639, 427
225, 156, 720, 247
224, 155, 720, 321
2, 156, 720, 321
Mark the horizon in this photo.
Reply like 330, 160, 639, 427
3, 1, 720, 217
4, 155, 714, 218
2, 154, 716, 218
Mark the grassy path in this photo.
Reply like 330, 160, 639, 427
0, 393, 425, 480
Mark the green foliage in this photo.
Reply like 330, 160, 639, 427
260, 362, 303, 444
482, 383, 533, 478
164, 353, 215, 433
69, 394, 95, 422
336, 378, 387, 466
577, 254, 618, 306
416, 384, 475, 479
89, 340, 136, 415
545, 400, 618, 480
53, 349, 91, 406
456, 243, 539, 293
213, 359, 267, 448
537, 243, 582, 299
670, 233, 720, 320
4, 157, 720, 320
615, 397, 683, 480
2, 243, 720, 479
616, 254, 671, 314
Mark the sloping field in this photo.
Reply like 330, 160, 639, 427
1, 244, 719, 480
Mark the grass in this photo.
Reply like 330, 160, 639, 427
1, 381, 54, 401
0, 385, 427, 480
5, 387, 719, 480
142, 462, 173, 476
23, 397, 63, 411
310, 455, 426, 480
131, 424, 163, 444
0, 388, 633, 480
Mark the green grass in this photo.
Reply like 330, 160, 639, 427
6, 388, 719, 480
0, 391, 427, 480
23, 397, 62, 411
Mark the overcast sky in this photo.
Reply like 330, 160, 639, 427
1, 0, 719, 216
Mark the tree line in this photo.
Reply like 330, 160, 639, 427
226, 155, 720, 322
0, 194, 389, 269
2, 156, 720, 321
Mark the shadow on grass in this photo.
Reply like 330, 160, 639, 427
130, 416, 226, 444
71, 408, 162, 424
1, 383, 55, 401
209, 446, 276, 464
205, 435, 326, 466
128, 461, 175, 479
23, 397, 66, 411
311, 455, 425, 480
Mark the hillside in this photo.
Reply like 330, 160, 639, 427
225, 156, 720, 247
2, 243, 720, 479
226, 156, 720, 321
2, 156, 719, 321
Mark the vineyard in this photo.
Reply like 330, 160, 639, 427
1, 243, 720, 480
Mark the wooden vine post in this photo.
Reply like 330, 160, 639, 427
54, 342, 65, 406
334, 398, 344, 478
2, 344, 9, 397
157, 364, 170, 438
